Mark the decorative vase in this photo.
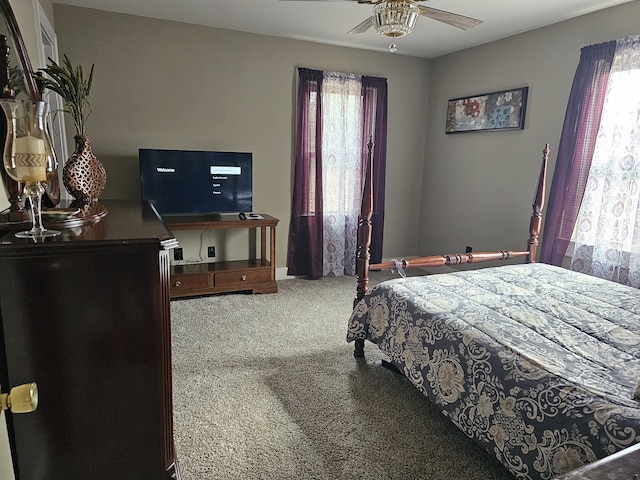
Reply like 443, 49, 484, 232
63, 135, 106, 202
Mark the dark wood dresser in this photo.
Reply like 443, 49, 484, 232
0, 200, 180, 479
555, 442, 640, 479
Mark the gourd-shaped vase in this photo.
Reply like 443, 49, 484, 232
63, 135, 106, 202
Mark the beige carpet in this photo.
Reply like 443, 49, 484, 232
170, 272, 515, 479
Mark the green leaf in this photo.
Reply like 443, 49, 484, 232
37, 54, 95, 136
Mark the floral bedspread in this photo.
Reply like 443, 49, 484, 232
347, 263, 640, 480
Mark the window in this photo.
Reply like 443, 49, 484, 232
568, 36, 640, 285
287, 69, 388, 279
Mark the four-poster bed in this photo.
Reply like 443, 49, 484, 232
347, 143, 640, 479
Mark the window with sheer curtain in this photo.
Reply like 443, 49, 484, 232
571, 36, 640, 286
286, 68, 388, 279
540, 35, 640, 287
320, 73, 364, 277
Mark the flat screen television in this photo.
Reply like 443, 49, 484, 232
139, 148, 252, 217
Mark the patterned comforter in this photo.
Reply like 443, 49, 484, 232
347, 263, 640, 479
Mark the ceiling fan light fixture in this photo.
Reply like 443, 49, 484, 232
373, 1, 419, 38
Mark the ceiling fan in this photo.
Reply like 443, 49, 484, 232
279, 0, 483, 38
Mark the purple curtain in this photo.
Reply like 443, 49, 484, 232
287, 69, 388, 278
539, 41, 616, 265
362, 76, 388, 264
287, 68, 324, 278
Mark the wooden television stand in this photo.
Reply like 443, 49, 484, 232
165, 213, 279, 298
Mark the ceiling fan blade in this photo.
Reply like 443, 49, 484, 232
418, 6, 483, 30
347, 16, 373, 34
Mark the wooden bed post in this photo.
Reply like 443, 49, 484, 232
527, 143, 549, 263
353, 137, 374, 358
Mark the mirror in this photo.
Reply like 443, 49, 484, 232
0, 0, 59, 220
0, 0, 40, 102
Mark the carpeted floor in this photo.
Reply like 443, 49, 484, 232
170, 272, 515, 479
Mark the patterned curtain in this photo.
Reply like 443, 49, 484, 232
539, 41, 616, 265
287, 69, 387, 279
321, 72, 363, 276
571, 35, 640, 286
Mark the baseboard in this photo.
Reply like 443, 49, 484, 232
276, 267, 296, 281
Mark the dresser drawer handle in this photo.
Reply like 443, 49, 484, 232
241, 275, 247, 281
174, 281, 181, 287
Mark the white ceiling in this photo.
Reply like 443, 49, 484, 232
52, 0, 635, 58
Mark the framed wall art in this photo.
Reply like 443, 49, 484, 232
446, 87, 528, 134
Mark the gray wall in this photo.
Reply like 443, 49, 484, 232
49, 2, 640, 267
51, 5, 431, 268
421, 1, 640, 258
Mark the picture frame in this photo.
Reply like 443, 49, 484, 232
446, 87, 528, 134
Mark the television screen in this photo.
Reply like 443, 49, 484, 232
139, 149, 252, 216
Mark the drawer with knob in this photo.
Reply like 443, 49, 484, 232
214, 268, 271, 288
170, 273, 211, 295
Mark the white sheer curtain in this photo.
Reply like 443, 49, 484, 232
571, 35, 640, 286
321, 72, 363, 276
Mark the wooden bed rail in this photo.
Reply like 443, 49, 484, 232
353, 143, 549, 358
369, 250, 530, 271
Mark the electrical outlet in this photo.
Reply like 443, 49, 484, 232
174, 247, 183, 261
207, 246, 216, 257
